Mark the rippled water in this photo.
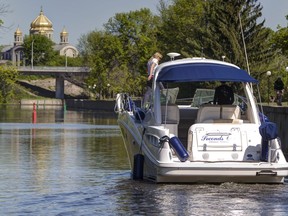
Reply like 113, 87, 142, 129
0, 105, 288, 215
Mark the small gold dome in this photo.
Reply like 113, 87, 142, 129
30, 8, 53, 31
15, 27, 22, 35
60, 27, 68, 36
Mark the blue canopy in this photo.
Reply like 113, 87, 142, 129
156, 62, 258, 83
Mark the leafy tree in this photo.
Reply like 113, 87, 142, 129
158, 0, 274, 73
104, 8, 160, 73
205, 0, 274, 75
272, 15, 288, 56
22, 35, 57, 66
79, 31, 126, 99
0, 66, 18, 103
48, 55, 83, 67
157, 0, 277, 100
158, 0, 206, 57
79, 8, 161, 97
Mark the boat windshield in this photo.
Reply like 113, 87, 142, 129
160, 87, 179, 105
191, 88, 245, 108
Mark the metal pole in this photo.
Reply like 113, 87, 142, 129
268, 76, 270, 105
267, 71, 271, 105
31, 40, 34, 70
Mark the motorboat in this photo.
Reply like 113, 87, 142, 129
115, 53, 288, 183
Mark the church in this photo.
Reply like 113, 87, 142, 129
1, 8, 79, 66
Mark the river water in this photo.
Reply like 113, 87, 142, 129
0, 105, 288, 216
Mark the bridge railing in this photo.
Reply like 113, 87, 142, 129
18, 66, 90, 73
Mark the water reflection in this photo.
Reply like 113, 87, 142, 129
0, 105, 288, 215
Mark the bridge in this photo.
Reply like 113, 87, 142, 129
18, 66, 90, 99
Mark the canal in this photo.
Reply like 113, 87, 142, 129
0, 105, 288, 215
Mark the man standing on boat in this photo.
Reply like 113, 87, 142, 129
274, 76, 284, 106
213, 81, 234, 105
142, 52, 163, 108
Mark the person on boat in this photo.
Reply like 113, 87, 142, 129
274, 76, 284, 106
142, 52, 163, 108
213, 81, 234, 105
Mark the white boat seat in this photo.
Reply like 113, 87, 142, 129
197, 104, 241, 123
161, 104, 180, 124
196, 104, 221, 123
221, 105, 241, 119
161, 104, 180, 136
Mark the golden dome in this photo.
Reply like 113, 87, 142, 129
60, 27, 68, 35
14, 27, 22, 35
30, 8, 53, 31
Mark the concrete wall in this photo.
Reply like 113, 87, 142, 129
21, 99, 63, 106
65, 99, 117, 112
65, 99, 141, 112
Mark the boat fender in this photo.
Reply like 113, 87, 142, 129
260, 140, 269, 162
259, 122, 278, 162
133, 154, 144, 180
160, 136, 189, 162
133, 108, 145, 121
259, 122, 278, 141
169, 136, 189, 162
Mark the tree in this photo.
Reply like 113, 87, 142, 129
158, 0, 275, 72
79, 31, 126, 99
104, 8, 161, 77
205, 0, 274, 75
158, 0, 206, 57
22, 35, 57, 66
0, 65, 18, 103
272, 15, 288, 56
156, 0, 278, 100
79, 8, 161, 97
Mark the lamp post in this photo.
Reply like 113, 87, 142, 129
31, 40, 34, 70
222, 55, 226, 62
107, 83, 111, 99
266, 71, 271, 104
64, 50, 68, 68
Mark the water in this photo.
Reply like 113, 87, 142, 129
0, 105, 288, 215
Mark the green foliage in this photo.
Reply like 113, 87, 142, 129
79, 8, 160, 98
203, 0, 275, 74
48, 55, 84, 67
22, 35, 57, 66
158, 0, 206, 57
79, 31, 124, 98
0, 66, 18, 103
272, 17, 288, 56
104, 8, 161, 75
156, 0, 280, 100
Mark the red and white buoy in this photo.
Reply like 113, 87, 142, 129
32, 103, 37, 123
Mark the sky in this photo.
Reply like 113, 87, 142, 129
0, 0, 287, 46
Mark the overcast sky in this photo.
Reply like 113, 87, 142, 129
0, 0, 287, 46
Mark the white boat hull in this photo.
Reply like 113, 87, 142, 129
118, 112, 288, 184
